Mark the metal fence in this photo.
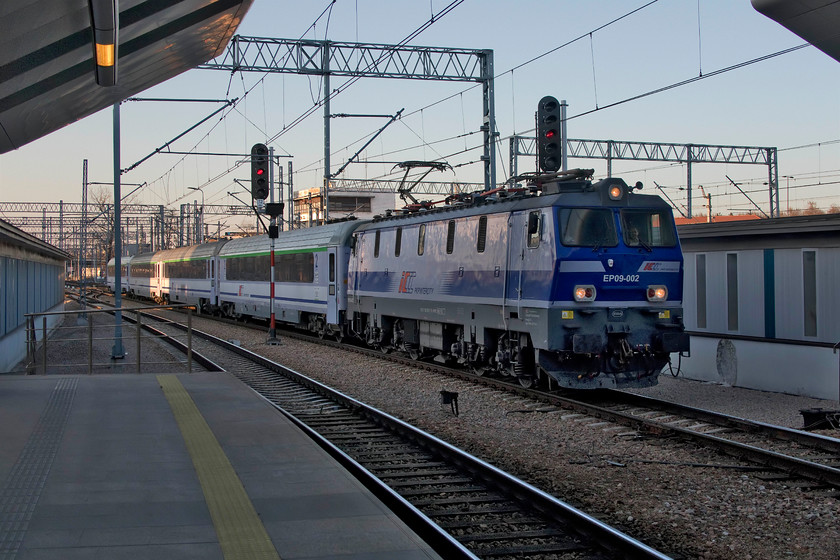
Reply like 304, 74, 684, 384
24, 304, 195, 375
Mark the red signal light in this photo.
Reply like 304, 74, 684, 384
256, 168, 265, 175
545, 129, 556, 139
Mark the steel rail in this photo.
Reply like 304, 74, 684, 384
128, 303, 672, 560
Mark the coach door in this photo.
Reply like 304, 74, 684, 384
326, 247, 338, 324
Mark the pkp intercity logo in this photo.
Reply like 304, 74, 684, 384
398, 271, 416, 293
638, 261, 680, 272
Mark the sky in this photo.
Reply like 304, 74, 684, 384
1, 0, 839, 224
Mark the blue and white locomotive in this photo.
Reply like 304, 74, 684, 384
346, 173, 689, 389
121, 171, 689, 389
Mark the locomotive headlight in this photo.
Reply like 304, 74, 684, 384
608, 185, 624, 200
574, 285, 596, 302
647, 285, 668, 302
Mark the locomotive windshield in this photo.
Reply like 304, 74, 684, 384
620, 209, 677, 248
558, 208, 618, 247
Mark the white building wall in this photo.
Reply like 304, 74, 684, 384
818, 247, 840, 343
679, 244, 840, 401
774, 249, 803, 341
674, 338, 839, 400
737, 250, 765, 337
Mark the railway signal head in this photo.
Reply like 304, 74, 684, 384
251, 143, 269, 200
536, 96, 561, 172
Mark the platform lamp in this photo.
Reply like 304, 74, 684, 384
88, 0, 118, 87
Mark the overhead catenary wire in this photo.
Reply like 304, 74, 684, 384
129, 0, 828, 215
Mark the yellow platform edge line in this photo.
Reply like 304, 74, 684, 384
157, 374, 281, 560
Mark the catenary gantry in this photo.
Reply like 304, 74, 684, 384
511, 136, 780, 218
198, 36, 497, 219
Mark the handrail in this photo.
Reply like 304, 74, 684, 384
23, 304, 195, 375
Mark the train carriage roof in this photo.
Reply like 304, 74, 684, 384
128, 251, 160, 266
219, 221, 363, 257
106, 255, 133, 267
155, 240, 228, 262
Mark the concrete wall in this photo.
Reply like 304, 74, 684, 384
675, 336, 839, 401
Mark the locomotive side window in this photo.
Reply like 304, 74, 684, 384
446, 220, 455, 254
558, 208, 618, 247
374, 231, 381, 258
620, 209, 676, 248
329, 253, 335, 283
395, 227, 402, 257
477, 216, 487, 253
418, 224, 426, 256
527, 211, 541, 248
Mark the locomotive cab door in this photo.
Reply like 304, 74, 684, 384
520, 210, 545, 301
326, 247, 338, 325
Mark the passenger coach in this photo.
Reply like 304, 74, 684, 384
217, 221, 358, 334
156, 241, 228, 312
106, 255, 132, 293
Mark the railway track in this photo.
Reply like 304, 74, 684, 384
97, 291, 840, 496
85, 295, 671, 560
303, 326, 840, 495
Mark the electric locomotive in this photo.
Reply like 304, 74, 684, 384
346, 171, 689, 389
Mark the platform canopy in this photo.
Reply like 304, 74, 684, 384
0, 0, 255, 154
752, 0, 840, 63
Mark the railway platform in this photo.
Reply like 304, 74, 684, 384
0, 369, 442, 559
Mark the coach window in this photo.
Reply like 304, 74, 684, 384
527, 211, 541, 248
395, 227, 402, 257
374, 230, 381, 258
726, 253, 738, 331
446, 220, 456, 254
803, 250, 817, 336
329, 253, 335, 283
418, 224, 426, 256
696, 254, 707, 328
477, 216, 487, 253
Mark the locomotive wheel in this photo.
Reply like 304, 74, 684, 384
517, 376, 535, 389
470, 364, 487, 377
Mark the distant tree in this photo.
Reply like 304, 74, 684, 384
829, 204, 840, 215
802, 201, 824, 216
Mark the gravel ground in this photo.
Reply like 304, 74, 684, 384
195, 319, 840, 560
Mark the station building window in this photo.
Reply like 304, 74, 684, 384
803, 250, 817, 336
695, 254, 707, 329
726, 253, 738, 331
